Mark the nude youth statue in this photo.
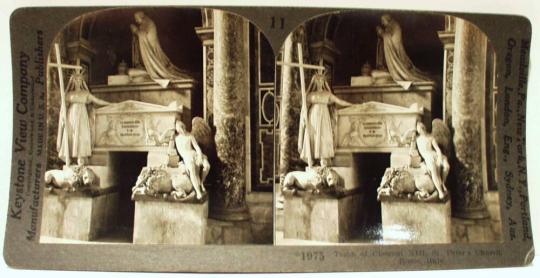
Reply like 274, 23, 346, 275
174, 121, 210, 200
413, 122, 450, 199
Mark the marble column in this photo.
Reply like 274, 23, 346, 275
211, 10, 250, 221
278, 29, 305, 180
450, 18, 490, 219
278, 34, 296, 179
195, 8, 215, 124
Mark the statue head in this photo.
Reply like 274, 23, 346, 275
312, 72, 326, 91
381, 14, 392, 26
325, 169, 340, 188
416, 122, 427, 135
175, 120, 187, 134
134, 11, 145, 24
70, 72, 86, 91
81, 167, 98, 187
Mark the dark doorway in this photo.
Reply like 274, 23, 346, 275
109, 151, 148, 241
354, 152, 390, 240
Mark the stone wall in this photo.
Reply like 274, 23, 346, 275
206, 192, 272, 244
246, 192, 273, 244
451, 192, 502, 243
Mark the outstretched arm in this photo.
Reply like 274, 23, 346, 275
330, 94, 353, 107
88, 94, 111, 106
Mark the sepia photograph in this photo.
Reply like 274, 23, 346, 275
40, 7, 274, 245
274, 11, 502, 245
1, 0, 536, 273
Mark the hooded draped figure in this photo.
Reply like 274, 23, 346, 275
298, 73, 353, 167
130, 11, 191, 87
376, 14, 431, 83
57, 73, 111, 166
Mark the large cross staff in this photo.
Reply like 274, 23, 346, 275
48, 43, 82, 167
277, 42, 325, 167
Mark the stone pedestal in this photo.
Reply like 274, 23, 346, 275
381, 199, 451, 244
205, 219, 253, 245
283, 193, 363, 243
40, 191, 119, 241
133, 198, 208, 245
246, 192, 273, 244
107, 75, 130, 85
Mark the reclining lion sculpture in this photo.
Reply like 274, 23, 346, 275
282, 167, 341, 195
377, 166, 439, 201
44, 166, 99, 192
131, 164, 199, 202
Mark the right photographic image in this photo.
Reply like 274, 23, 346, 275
274, 11, 502, 245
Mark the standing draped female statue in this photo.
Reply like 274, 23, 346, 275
298, 73, 353, 168
57, 73, 111, 166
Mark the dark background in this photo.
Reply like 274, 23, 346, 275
85, 7, 203, 85
315, 11, 445, 86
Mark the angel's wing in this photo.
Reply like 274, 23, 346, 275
431, 118, 451, 154
191, 117, 213, 154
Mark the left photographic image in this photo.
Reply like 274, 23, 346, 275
40, 7, 274, 245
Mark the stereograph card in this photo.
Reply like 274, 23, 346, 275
1, 0, 536, 273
